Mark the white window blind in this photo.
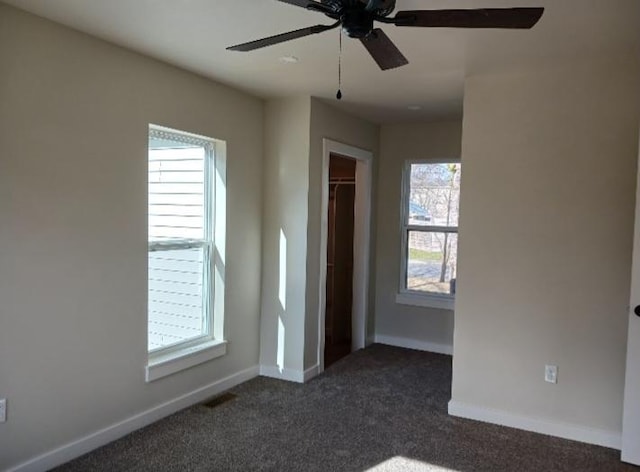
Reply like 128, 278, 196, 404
148, 127, 214, 352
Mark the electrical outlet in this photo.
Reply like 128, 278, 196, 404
0, 398, 6, 423
545, 365, 558, 384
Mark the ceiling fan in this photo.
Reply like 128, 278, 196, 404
227, 0, 544, 71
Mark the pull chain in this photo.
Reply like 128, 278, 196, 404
336, 29, 343, 100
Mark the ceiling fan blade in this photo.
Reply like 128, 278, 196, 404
360, 28, 408, 70
276, 0, 324, 9
275, 0, 339, 15
393, 8, 544, 29
227, 22, 340, 52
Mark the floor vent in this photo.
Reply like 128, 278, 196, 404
202, 392, 237, 408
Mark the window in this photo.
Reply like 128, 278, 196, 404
146, 125, 226, 381
398, 161, 461, 309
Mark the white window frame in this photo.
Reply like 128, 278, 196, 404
146, 125, 227, 382
396, 159, 460, 311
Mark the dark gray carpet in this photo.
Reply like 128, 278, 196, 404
54, 344, 637, 471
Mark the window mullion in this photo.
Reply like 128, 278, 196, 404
405, 225, 458, 233
148, 239, 207, 252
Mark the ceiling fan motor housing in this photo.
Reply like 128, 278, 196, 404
342, 8, 374, 38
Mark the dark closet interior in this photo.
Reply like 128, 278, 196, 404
325, 155, 356, 368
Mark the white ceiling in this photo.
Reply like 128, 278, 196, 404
4, 0, 640, 123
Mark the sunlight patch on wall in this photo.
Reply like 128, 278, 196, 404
277, 316, 285, 372
279, 229, 287, 310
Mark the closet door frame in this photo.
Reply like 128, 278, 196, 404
318, 139, 373, 374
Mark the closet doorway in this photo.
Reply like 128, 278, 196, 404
318, 139, 373, 374
325, 155, 356, 368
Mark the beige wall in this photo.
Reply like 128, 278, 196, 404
453, 56, 640, 435
259, 97, 378, 375
0, 5, 263, 469
374, 122, 462, 348
305, 98, 379, 369
260, 97, 311, 373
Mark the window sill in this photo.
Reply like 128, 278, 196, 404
396, 292, 455, 311
146, 339, 227, 382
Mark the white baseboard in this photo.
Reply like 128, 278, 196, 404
8, 365, 259, 472
448, 400, 622, 450
303, 364, 320, 382
259, 365, 304, 383
259, 364, 320, 383
374, 334, 453, 356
